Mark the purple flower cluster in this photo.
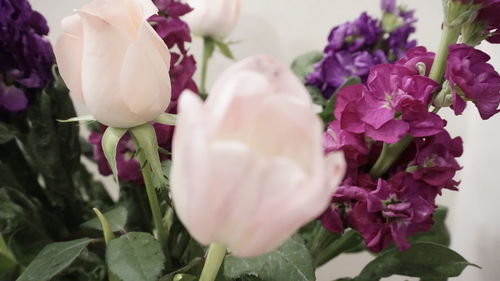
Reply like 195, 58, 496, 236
306, 0, 417, 98
455, 0, 500, 43
320, 48, 463, 252
447, 44, 500, 119
0, 0, 54, 112
89, 0, 197, 185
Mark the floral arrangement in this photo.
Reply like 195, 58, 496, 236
1, 0, 499, 281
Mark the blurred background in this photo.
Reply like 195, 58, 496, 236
29, 0, 500, 280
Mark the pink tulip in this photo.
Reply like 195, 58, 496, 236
184, 0, 241, 39
171, 55, 346, 257
54, 0, 171, 128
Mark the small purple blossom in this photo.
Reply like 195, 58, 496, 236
330, 172, 435, 252
411, 131, 463, 190
307, 1, 417, 98
325, 13, 382, 53
335, 63, 443, 144
0, 0, 54, 112
446, 44, 500, 120
306, 50, 387, 98
395, 46, 435, 75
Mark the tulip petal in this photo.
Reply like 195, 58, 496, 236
211, 55, 310, 104
54, 15, 84, 101
171, 91, 212, 242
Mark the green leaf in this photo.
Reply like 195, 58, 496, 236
0, 122, 16, 144
20, 78, 86, 229
224, 235, 315, 281
307, 86, 327, 106
290, 51, 323, 83
102, 127, 128, 185
354, 242, 478, 281
16, 238, 91, 281
0, 234, 17, 274
409, 206, 450, 246
106, 232, 165, 281
214, 40, 235, 59
319, 77, 361, 124
81, 205, 128, 232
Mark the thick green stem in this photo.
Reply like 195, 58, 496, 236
199, 243, 226, 281
314, 230, 362, 267
200, 37, 214, 96
429, 25, 460, 84
369, 135, 413, 178
309, 223, 340, 259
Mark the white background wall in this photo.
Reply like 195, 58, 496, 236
29, 1, 500, 280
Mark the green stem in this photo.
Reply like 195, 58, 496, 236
309, 224, 340, 259
200, 37, 214, 96
135, 145, 169, 259
314, 230, 362, 267
369, 135, 413, 178
199, 243, 226, 281
429, 25, 460, 84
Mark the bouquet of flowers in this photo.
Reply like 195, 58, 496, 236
1, 0, 499, 280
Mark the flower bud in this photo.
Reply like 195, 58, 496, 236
183, 0, 241, 39
54, 0, 172, 128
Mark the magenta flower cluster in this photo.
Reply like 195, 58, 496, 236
0, 0, 54, 112
89, 0, 197, 185
456, 0, 500, 43
320, 47, 464, 252
447, 44, 500, 119
306, 0, 416, 98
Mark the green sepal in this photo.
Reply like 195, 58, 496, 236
155, 113, 177, 126
56, 114, 96, 123
130, 123, 168, 190
102, 127, 128, 185
214, 39, 235, 60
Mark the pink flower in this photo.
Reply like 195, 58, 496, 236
335, 63, 443, 144
446, 44, 500, 119
395, 46, 435, 76
412, 131, 463, 190
54, 0, 172, 128
170, 55, 346, 257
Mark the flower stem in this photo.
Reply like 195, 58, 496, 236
313, 230, 362, 267
137, 149, 167, 246
200, 36, 215, 97
369, 135, 413, 179
199, 243, 226, 281
429, 26, 460, 84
